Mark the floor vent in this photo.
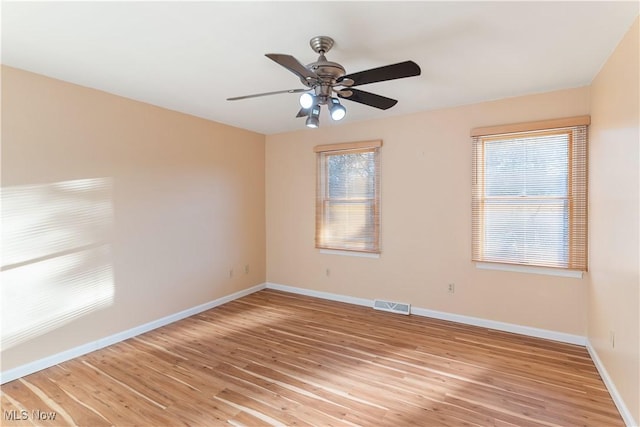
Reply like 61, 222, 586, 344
373, 299, 411, 315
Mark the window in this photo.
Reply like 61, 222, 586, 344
471, 117, 589, 270
315, 140, 381, 253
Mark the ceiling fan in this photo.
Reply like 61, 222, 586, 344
227, 36, 421, 128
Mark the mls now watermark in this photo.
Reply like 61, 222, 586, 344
4, 409, 57, 422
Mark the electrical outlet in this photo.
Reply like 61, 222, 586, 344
610, 331, 615, 349
448, 283, 455, 293
244, 264, 250, 274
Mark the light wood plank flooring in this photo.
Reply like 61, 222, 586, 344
1, 289, 623, 426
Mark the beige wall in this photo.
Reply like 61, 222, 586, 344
1, 66, 266, 370
266, 87, 591, 336
589, 17, 639, 424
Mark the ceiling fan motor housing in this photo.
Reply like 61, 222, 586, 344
307, 54, 346, 103
308, 55, 345, 80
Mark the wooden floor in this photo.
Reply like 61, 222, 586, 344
1, 289, 623, 426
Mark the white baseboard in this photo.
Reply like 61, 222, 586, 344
410, 306, 586, 345
266, 282, 372, 307
265, 282, 585, 346
586, 340, 637, 427
0, 283, 266, 384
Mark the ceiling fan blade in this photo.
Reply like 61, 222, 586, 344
266, 53, 319, 85
339, 61, 421, 87
337, 88, 398, 110
227, 88, 308, 101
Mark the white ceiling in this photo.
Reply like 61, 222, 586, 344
2, 1, 638, 135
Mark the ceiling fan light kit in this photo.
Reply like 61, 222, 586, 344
228, 36, 421, 129
328, 97, 346, 121
306, 105, 321, 128
299, 92, 314, 109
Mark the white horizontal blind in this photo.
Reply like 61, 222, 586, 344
472, 126, 587, 270
315, 141, 381, 253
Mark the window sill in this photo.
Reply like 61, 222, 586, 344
475, 262, 583, 278
319, 249, 380, 259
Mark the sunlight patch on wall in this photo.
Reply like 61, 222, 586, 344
1, 178, 115, 350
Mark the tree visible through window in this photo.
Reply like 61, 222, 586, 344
315, 141, 381, 253
472, 120, 588, 270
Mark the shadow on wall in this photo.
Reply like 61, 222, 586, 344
1, 177, 115, 350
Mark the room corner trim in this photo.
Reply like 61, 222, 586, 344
265, 282, 586, 346
586, 340, 637, 427
0, 283, 267, 385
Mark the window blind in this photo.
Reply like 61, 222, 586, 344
471, 118, 588, 270
315, 140, 381, 253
